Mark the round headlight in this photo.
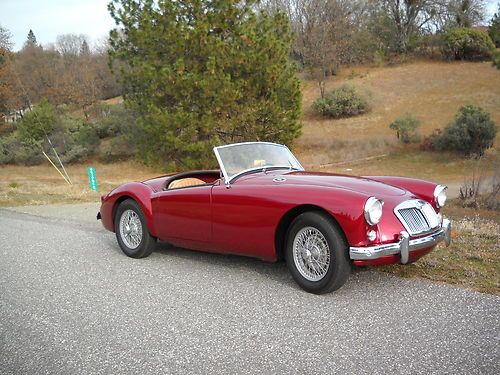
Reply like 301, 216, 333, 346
434, 185, 448, 208
364, 197, 384, 226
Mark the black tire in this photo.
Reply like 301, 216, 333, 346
114, 199, 156, 258
285, 211, 350, 294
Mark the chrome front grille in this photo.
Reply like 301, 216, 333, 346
398, 208, 430, 234
394, 200, 440, 236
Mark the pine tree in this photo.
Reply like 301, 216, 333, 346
489, 3, 500, 47
26, 29, 37, 47
108, 0, 302, 170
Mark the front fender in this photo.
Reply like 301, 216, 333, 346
273, 185, 372, 247
100, 182, 158, 237
365, 176, 440, 209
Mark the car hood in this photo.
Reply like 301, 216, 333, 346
257, 170, 407, 197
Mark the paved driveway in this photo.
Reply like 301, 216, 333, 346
0, 205, 498, 374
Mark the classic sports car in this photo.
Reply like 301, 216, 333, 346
98, 142, 451, 294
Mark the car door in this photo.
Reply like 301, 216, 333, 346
210, 180, 287, 261
152, 184, 213, 246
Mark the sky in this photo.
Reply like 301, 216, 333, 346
0, 0, 499, 52
0, 0, 116, 51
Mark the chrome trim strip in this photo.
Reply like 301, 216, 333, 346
349, 219, 451, 261
213, 142, 304, 185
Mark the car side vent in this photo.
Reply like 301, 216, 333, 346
394, 200, 439, 236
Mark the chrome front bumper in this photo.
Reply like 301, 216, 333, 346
349, 219, 451, 264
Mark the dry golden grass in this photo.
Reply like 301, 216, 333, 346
380, 200, 500, 295
296, 60, 500, 171
103, 96, 124, 106
1, 60, 498, 207
0, 161, 160, 207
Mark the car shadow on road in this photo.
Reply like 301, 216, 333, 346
155, 241, 296, 288
102, 235, 386, 295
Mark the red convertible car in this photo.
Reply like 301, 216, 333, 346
98, 142, 451, 294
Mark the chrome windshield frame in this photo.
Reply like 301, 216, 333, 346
213, 142, 304, 185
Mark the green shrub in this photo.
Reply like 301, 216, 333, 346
389, 113, 421, 143
493, 50, 500, 70
313, 85, 371, 118
59, 115, 84, 132
442, 28, 495, 61
373, 49, 386, 67
73, 125, 99, 151
0, 133, 20, 164
13, 139, 44, 166
45, 117, 99, 164
98, 135, 135, 163
433, 105, 497, 156
60, 145, 91, 164
412, 33, 445, 60
93, 104, 138, 138
17, 98, 57, 142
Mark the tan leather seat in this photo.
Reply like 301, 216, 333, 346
168, 177, 206, 189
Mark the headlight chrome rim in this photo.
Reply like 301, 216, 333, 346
364, 197, 384, 226
434, 185, 448, 208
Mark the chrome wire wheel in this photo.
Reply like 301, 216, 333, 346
292, 226, 331, 282
119, 209, 143, 249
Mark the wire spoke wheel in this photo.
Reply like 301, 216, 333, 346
292, 226, 331, 282
119, 209, 143, 249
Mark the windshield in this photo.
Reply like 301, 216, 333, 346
214, 142, 304, 183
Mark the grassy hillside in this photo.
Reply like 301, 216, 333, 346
296, 61, 499, 182
1, 60, 499, 207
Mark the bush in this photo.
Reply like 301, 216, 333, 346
420, 129, 442, 151
98, 135, 135, 163
93, 104, 138, 138
433, 105, 497, 156
17, 98, 57, 142
442, 28, 495, 61
60, 145, 91, 164
0, 133, 20, 164
373, 49, 386, 67
313, 85, 371, 118
73, 125, 100, 151
46, 116, 99, 164
389, 113, 421, 143
0, 134, 45, 166
13, 139, 44, 166
411, 33, 445, 60
493, 50, 500, 70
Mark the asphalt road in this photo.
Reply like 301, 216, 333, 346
0, 205, 499, 374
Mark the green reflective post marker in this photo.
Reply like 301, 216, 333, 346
87, 167, 98, 192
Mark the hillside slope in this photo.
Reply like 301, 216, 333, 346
297, 61, 500, 172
